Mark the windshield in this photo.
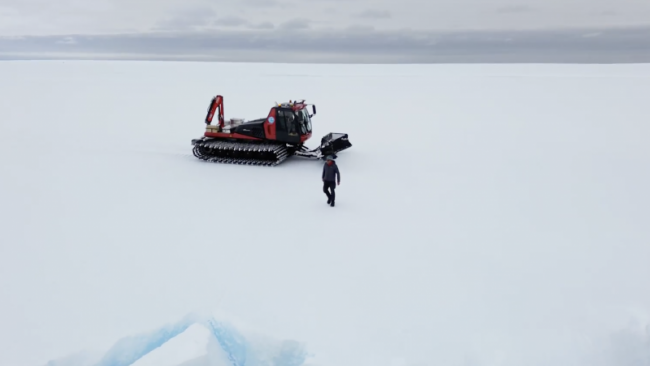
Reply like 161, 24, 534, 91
297, 109, 311, 133
293, 109, 312, 135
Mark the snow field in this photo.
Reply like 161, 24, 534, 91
0, 61, 649, 366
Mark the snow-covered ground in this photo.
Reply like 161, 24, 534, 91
1, 60, 650, 366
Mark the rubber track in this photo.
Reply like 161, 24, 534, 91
192, 139, 290, 166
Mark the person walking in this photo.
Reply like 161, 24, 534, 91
322, 155, 340, 207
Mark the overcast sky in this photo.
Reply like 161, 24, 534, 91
1, 0, 650, 62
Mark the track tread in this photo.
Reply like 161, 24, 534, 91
192, 138, 290, 166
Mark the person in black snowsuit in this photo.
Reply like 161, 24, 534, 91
322, 155, 340, 206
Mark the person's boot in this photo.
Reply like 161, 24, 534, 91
330, 200, 335, 207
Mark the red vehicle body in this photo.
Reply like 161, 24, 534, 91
191, 95, 351, 166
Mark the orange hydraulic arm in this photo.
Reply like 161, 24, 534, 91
205, 95, 224, 127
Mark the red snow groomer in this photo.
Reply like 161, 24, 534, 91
191, 95, 352, 166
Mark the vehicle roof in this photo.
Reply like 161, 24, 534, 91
277, 101, 307, 111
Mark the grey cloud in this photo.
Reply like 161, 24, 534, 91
210, 16, 276, 30
345, 25, 376, 33
215, 16, 248, 27
323, 7, 341, 15
238, 0, 280, 7
278, 19, 310, 30
154, 6, 216, 31
496, 5, 534, 13
355, 10, 391, 19
1, 26, 650, 63
250, 22, 275, 30
597, 10, 618, 17
55, 36, 77, 45
2, 0, 650, 37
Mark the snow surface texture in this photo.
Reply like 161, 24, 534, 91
1, 61, 650, 366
